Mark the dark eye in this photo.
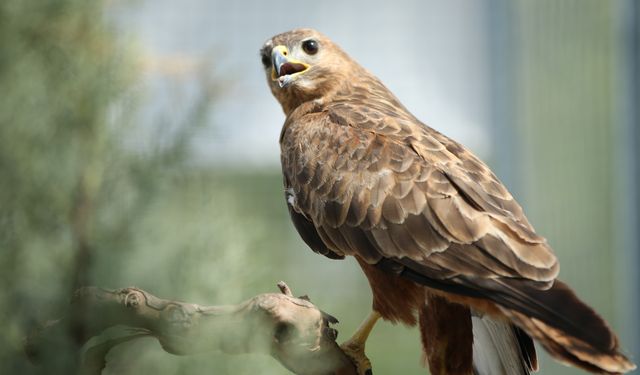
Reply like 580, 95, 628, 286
261, 51, 271, 68
302, 39, 318, 55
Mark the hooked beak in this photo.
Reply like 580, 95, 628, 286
271, 45, 309, 88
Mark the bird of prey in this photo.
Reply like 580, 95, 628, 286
260, 28, 636, 375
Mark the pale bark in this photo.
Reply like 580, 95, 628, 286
25, 282, 357, 375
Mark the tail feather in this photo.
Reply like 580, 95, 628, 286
481, 278, 636, 374
513, 325, 538, 371
503, 309, 635, 374
395, 257, 636, 373
471, 314, 534, 375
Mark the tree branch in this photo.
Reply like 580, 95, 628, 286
25, 282, 358, 375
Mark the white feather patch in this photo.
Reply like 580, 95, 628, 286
472, 315, 530, 375
286, 188, 297, 207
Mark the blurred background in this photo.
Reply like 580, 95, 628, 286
0, 0, 638, 374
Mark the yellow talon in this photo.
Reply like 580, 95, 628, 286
340, 310, 381, 375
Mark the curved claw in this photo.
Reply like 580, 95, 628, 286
340, 340, 373, 375
340, 310, 380, 375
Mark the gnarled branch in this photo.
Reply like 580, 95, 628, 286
25, 282, 357, 375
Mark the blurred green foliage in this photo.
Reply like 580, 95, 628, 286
0, 1, 292, 373
0, 0, 128, 372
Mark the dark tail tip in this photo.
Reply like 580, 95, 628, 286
496, 279, 636, 373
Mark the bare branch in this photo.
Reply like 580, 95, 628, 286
278, 280, 294, 296
26, 283, 357, 375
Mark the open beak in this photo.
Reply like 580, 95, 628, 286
271, 46, 309, 88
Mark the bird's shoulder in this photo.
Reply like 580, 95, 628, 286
280, 95, 557, 283
280, 97, 498, 183
281, 95, 544, 241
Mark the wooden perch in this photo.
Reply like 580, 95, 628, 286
25, 282, 358, 375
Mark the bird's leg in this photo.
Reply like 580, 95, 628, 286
340, 310, 381, 375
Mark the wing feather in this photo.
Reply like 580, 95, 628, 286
281, 104, 558, 284
403, 213, 450, 254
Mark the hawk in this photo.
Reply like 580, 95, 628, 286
260, 28, 635, 375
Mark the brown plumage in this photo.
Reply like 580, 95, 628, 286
261, 28, 636, 374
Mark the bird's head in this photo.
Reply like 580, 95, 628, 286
260, 29, 356, 115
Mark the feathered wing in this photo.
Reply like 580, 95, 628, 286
280, 98, 635, 374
